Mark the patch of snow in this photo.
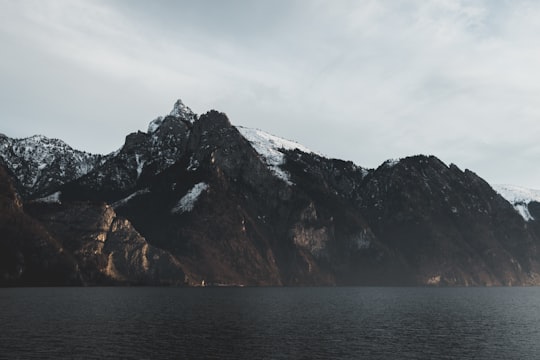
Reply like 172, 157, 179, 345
515, 204, 533, 221
237, 126, 316, 185
112, 188, 150, 209
383, 158, 400, 167
172, 182, 208, 214
135, 154, 145, 178
147, 116, 163, 133
492, 184, 540, 221
34, 191, 61, 204
360, 168, 370, 177
237, 126, 313, 154
492, 184, 540, 204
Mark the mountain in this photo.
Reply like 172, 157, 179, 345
0, 134, 104, 199
1, 99, 540, 286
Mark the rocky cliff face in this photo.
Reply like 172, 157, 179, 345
0, 163, 185, 286
25, 201, 186, 285
2, 99, 540, 286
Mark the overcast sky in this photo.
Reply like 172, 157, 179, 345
1, 0, 540, 187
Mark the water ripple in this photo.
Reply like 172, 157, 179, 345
1, 287, 539, 359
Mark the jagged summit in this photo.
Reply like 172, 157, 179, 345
170, 99, 195, 119
0, 134, 102, 198
148, 99, 197, 134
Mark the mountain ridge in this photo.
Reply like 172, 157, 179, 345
1, 99, 540, 286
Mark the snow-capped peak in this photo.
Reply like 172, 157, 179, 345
0, 134, 102, 198
492, 184, 540, 221
147, 99, 197, 134
236, 126, 315, 185
170, 99, 196, 121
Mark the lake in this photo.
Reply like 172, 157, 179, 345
1, 287, 539, 359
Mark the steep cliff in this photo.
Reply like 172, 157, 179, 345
25, 201, 186, 285
0, 163, 185, 286
0, 164, 79, 285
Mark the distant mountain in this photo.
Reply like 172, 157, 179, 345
0, 134, 104, 198
1, 99, 540, 286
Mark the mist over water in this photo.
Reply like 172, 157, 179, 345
1, 287, 539, 359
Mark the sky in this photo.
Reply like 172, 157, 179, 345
1, 0, 540, 188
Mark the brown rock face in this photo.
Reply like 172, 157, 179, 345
25, 201, 186, 285
0, 165, 79, 285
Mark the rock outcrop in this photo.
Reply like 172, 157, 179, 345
25, 200, 187, 285
0, 164, 79, 285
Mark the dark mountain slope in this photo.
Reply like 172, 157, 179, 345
357, 156, 540, 285
0, 164, 79, 285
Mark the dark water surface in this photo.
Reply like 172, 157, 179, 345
1, 287, 540, 359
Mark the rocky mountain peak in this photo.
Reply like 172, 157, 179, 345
169, 99, 196, 120
147, 99, 197, 134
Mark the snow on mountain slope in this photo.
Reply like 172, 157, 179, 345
492, 184, 540, 221
112, 188, 151, 209
0, 134, 103, 197
236, 126, 315, 184
172, 182, 208, 214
